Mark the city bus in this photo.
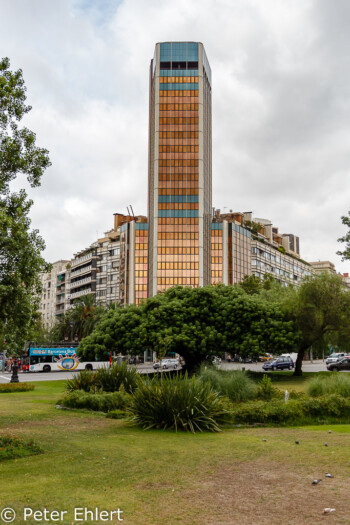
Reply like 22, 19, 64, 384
22, 345, 110, 373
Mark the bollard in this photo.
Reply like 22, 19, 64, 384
10, 364, 19, 383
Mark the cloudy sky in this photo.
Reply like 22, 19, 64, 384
2, 0, 350, 272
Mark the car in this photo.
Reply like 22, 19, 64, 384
153, 358, 179, 370
327, 356, 350, 371
262, 356, 294, 371
325, 353, 347, 365
259, 354, 272, 362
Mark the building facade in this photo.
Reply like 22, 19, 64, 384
148, 42, 212, 296
211, 211, 313, 286
38, 260, 69, 328
39, 41, 333, 327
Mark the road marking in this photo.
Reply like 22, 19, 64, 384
0, 376, 10, 381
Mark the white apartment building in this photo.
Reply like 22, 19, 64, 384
39, 260, 70, 328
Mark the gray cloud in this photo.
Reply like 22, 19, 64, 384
1, 0, 350, 271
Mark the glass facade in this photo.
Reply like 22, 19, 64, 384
148, 42, 212, 295
211, 223, 223, 284
134, 223, 148, 305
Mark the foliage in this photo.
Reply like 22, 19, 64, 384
0, 435, 42, 461
94, 363, 140, 393
199, 365, 257, 402
231, 394, 350, 425
106, 409, 128, 419
65, 363, 140, 394
129, 372, 231, 433
0, 382, 35, 393
239, 274, 276, 295
0, 57, 51, 354
65, 369, 96, 393
337, 210, 350, 260
307, 374, 350, 398
58, 390, 131, 412
79, 285, 298, 371
244, 220, 263, 235
281, 273, 350, 375
49, 294, 106, 342
256, 375, 282, 400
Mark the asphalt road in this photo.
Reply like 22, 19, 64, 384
220, 360, 331, 373
0, 360, 336, 384
0, 363, 158, 384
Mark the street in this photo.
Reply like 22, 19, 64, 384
0, 362, 159, 384
0, 359, 335, 384
220, 359, 331, 373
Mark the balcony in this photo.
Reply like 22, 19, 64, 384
70, 276, 92, 289
71, 253, 95, 268
70, 265, 92, 278
69, 288, 93, 300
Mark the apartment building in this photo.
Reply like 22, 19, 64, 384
211, 210, 313, 286
95, 213, 147, 306
38, 260, 70, 328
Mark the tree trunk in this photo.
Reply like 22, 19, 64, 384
293, 344, 309, 376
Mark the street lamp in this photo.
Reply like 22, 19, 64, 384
69, 321, 74, 344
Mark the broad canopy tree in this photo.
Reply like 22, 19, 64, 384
282, 273, 350, 375
0, 57, 50, 353
78, 285, 298, 371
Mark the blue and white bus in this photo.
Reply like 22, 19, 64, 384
23, 345, 109, 373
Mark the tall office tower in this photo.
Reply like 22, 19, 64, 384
148, 42, 212, 296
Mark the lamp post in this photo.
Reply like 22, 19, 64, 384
69, 321, 74, 344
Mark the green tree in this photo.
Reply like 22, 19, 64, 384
337, 210, 350, 260
78, 285, 298, 372
49, 295, 108, 343
283, 273, 350, 376
69, 294, 105, 340
0, 57, 51, 354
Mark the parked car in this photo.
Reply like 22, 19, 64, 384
259, 354, 272, 362
326, 353, 347, 365
327, 356, 350, 371
153, 359, 179, 370
262, 356, 294, 371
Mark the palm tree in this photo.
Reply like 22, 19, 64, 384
69, 295, 105, 340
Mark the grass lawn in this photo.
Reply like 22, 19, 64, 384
0, 379, 349, 524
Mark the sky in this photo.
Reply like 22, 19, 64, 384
2, 0, 350, 272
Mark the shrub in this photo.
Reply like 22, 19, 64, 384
256, 375, 282, 400
66, 370, 96, 392
231, 394, 350, 425
0, 383, 35, 393
0, 435, 42, 461
129, 372, 232, 433
106, 409, 128, 419
58, 390, 131, 412
65, 362, 140, 393
199, 365, 257, 402
232, 399, 304, 425
307, 374, 350, 398
95, 362, 140, 393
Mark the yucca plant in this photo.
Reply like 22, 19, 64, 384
129, 372, 231, 433
65, 369, 97, 392
94, 362, 140, 393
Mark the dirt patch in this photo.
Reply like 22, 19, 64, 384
180, 458, 347, 525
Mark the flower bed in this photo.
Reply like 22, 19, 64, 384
0, 383, 35, 393
0, 436, 43, 461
